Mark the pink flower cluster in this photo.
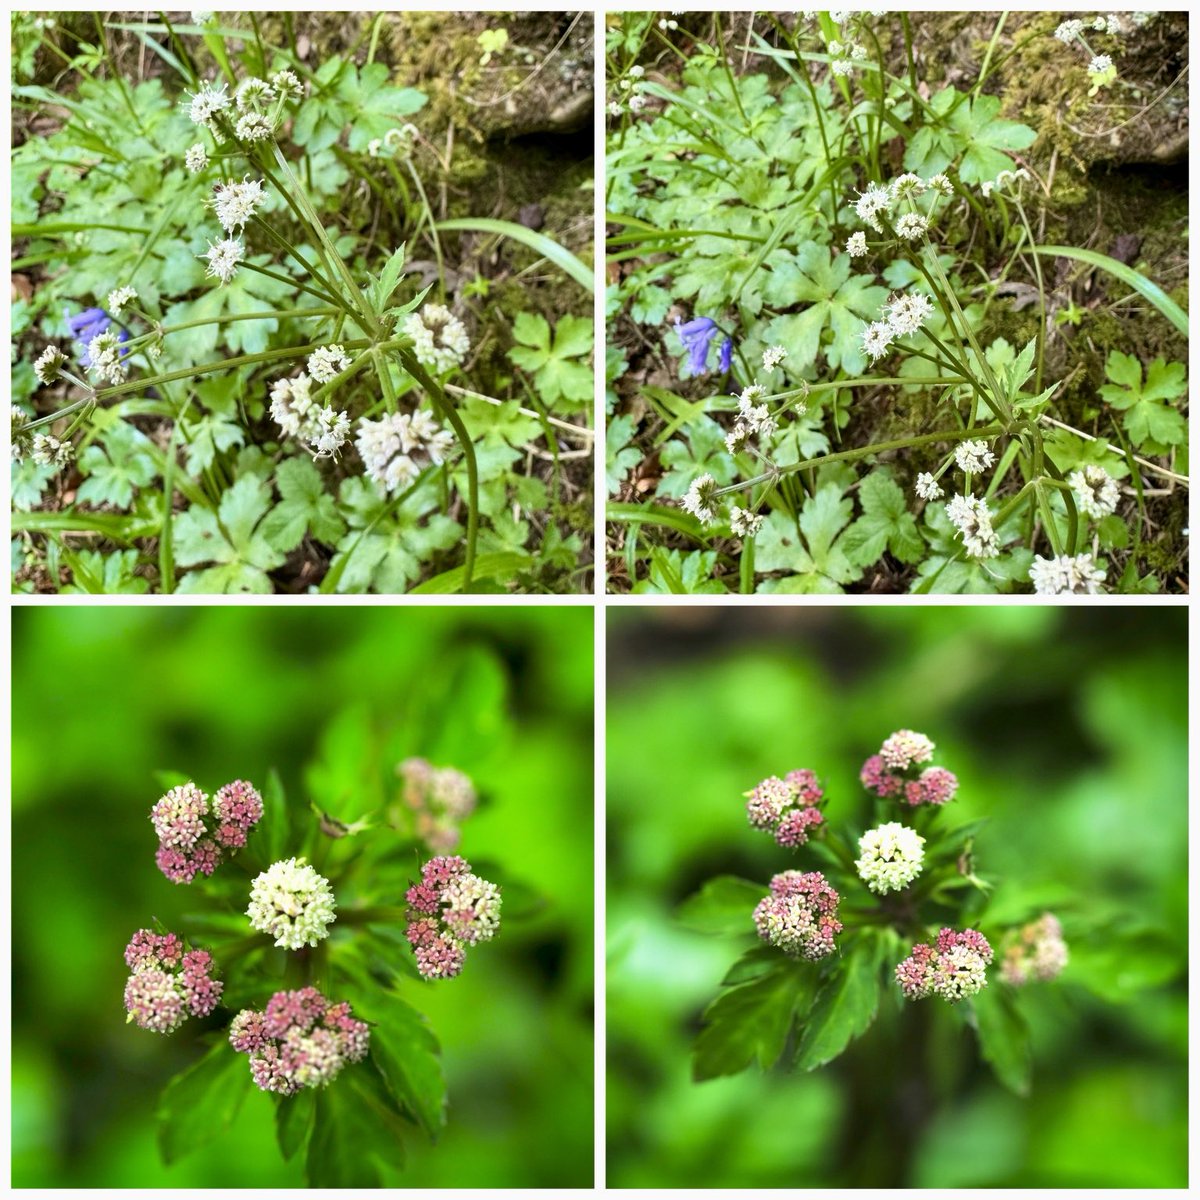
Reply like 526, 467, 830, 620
752, 870, 843, 960
896, 928, 993, 1002
745, 769, 826, 848
1001, 912, 1068, 986
398, 757, 478, 852
229, 987, 370, 1095
151, 779, 263, 883
123, 928, 224, 1034
860, 730, 958, 807
405, 855, 502, 980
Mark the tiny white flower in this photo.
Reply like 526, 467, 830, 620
861, 320, 894, 363
203, 236, 244, 284
853, 182, 892, 232
185, 81, 230, 128
954, 438, 996, 474
925, 173, 954, 196
856, 822, 926, 895
895, 212, 929, 240
884, 292, 934, 337
850, 42, 868, 61
831, 59, 854, 78
106, 286, 138, 315
310, 406, 351, 459
629, 93, 648, 114
1029, 553, 1106, 595
307, 343, 351, 384
890, 172, 926, 197
86, 331, 128, 385
914, 472, 943, 501
762, 345, 788, 371
1068, 464, 1120, 519
31, 433, 74, 468
846, 231, 868, 257
729, 505, 764, 538
247, 857, 337, 950
945, 493, 999, 559
234, 112, 273, 142
34, 346, 66, 386
681, 473, 718, 525
1054, 18, 1084, 43
270, 69, 304, 99
235, 77, 275, 110
737, 384, 767, 412
184, 143, 209, 173
211, 177, 266, 232
1088, 54, 1114, 76
367, 138, 383, 156
403, 304, 470, 374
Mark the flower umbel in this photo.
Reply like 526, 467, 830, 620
398, 757, 478, 852
247, 858, 337, 950
745, 769, 825, 849
753, 871, 842, 960
856, 821, 926, 894
123, 929, 223, 1033
860, 730, 958, 807
896, 928, 993, 1002
1001, 913, 1068, 985
404, 856, 502, 979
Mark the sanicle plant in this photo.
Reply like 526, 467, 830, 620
14, 14, 594, 594
677, 731, 1068, 1093
126, 764, 502, 1187
606, 11, 1187, 594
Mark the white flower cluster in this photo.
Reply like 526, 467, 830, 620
1054, 15, 1121, 82
726, 384, 778, 453
31, 433, 73, 468
367, 124, 419, 158
860, 291, 934, 362
203, 236, 244, 285
850, 172, 952, 235
107, 286, 138, 315
247, 857, 337, 950
86, 331, 128, 385
307, 343, 351, 384
762, 345, 788, 372
945, 493, 999, 559
211, 177, 267, 233
403, 304, 470, 374
828, 38, 868, 76
185, 81, 231, 134
355, 410, 455, 494
185, 143, 208, 173
730, 505, 764, 538
914, 471, 943, 501
979, 167, 1030, 199
269, 373, 351, 459
1029, 553, 1106, 594
955, 438, 996, 474
33, 346, 66, 386
681, 473, 718, 526
856, 821, 926, 895
1069, 464, 1120, 518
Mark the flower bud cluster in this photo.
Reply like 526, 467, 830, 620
896, 927, 993, 1002
355, 410, 455, 494
1000, 912, 1068, 986
855, 821, 925, 894
247, 857, 337, 950
745, 769, 826, 849
230, 987, 369, 1094
269, 372, 351, 459
1028, 553, 1106, 595
398, 757, 478, 852
403, 304, 471, 374
405, 856, 502, 979
123, 929, 223, 1033
753, 870, 842, 960
859, 730, 959, 807
151, 779, 262, 883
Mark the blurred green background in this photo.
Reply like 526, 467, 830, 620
607, 606, 1187, 1188
12, 605, 593, 1188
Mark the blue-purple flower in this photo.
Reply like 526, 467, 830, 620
718, 337, 733, 374
674, 317, 721, 375
67, 307, 129, 366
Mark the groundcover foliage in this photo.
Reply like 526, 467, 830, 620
606, 11, 1188, 593
12, 12, 594, 593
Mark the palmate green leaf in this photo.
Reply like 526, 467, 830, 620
762, 242, 887, 375
656, 415, 737, 499
508, 312, 593, 408
904, 87, 1036, 183
156, 1039, 252, 1164
676, 875, 762, 935
259, 456, 346, 553
307, 1066, 409, 1187
76, 419, 160, 509
794, 936, 883, 1071
174, 476, 285, 594
181, 380, 246, 476
971, 983, 1032, 1096
60, 547, 149, 594
606, 414, 642, 494
755, 485, 863, 594
693, 960, 818, 1081
633, 548, 727, 595
841, 470, 924, 567
1098, 351, 1187, 452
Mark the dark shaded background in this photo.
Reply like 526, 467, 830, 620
607, 605, 1187, 1188
11, 605, 593, 1188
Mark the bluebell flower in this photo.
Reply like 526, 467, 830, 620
67, 307, 129, 367
718, 337, 733, 374
674, 316, 720, 375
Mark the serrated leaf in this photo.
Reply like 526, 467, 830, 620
306, 1067, 408, 1186
371, 243, 407, 311
173, 476, 285, 593
156, 1040, 251, 1165
972, 983, 1031, 1096
260, 456, 345, 553
755, 485, 862, 593
676, 876, 763, 935
364, 994, 447, 1139
794, 938, 883, 1071
693, 961, 817, 1081
842, 470, 924, 566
